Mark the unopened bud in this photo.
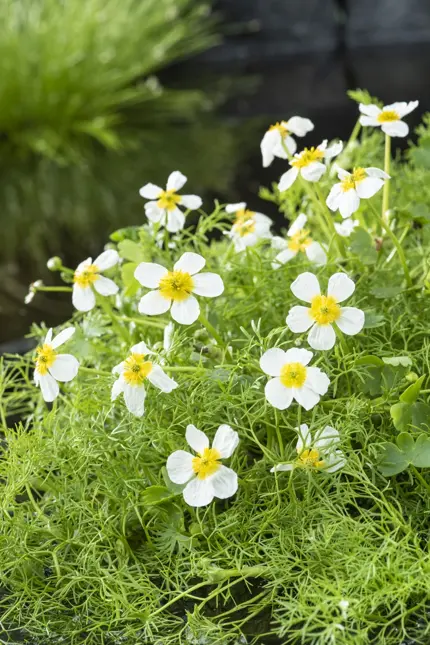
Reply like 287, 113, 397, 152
405, 371, 418, 383
47, 256, 62, 271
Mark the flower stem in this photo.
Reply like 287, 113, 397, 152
369, 202, 412, 287
410, 465, 430, 496
345, 119, 361, 149
382, 133, 391, 219
97, 295, 130, 344
36, 286, 73, 293
79, 366, 111, 377
115, 315, 166, 330
312, 184, 347, 259
198, 312, 232, 361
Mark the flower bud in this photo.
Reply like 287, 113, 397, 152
47, 256, 62, 271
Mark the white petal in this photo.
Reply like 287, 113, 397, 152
72, 285, 96, 312
111, 376, 125, 401
384, 101, 418, 118
254, 212, 272, 227
282, 135, 297, 156
171, 296, 200, 325
365, 167, 390, 180
359, 116, 379, 127
130, 341, 151, 354
327, 273, 355, 302
272, 248, 297, 268
287, 116, 314, 136
306, 242, 327, 266
278, 167, 298, 191
225, 202, 247, 213
301, 162, 326, 182
336, 307, 365, 336
293, 386, 320, 410
326, 183, 343, 212
49, 354, 79, 382
270, 463, 294, 473
211, 465, 238, 499
139, 183, 163, 199
145, 202, 164, 224
183, 477, 214, 507
261, 129, 280, 167
75, 257, 92, 273
93, 276, 118, 296
166, 450, 195, 484
138, 290, 171, 316
212, 425, 239, 458
94, 249, 119, 271
51, 327, 75, 349
166, 208, 186, 233
112, 362, 124, 375
305, 367, 330, 395
334, 219, 358, 237
355, 177, 384, 199
147, 364, 178, 393
166, 171, 187, 191
181, 194, 202, 210
398, 100, 418, 117
381, 121, 408, 137
134, 262, 168, 288
324, 450, 346, 473
123, 383, 146, 417
265, 378, 293, 410
192, 273, 224, 297
174, 252, 205, 275
286, 306, 313, 333
290, 272, 321, 302
288, 213, 307, 236
296, 423, 311, 453
359, 103, 381, 117
186, 424, 209, 453
283, 347, 313, 365
323, 141, 343, 159
260, 348, 287, 376
314, 425, 340, 450
308, 324, 336, 350
336, 168, 351, 180
39, 373, 59, 403
44, 328, 53, 344
338, 189, 360, 219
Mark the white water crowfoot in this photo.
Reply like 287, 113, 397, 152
224, 202, 272, 252
72, 250, 120, 312
111, 341, 177, 417
271, 424, 345, 473
134, 252, 224, 326
260, 116, 314, 167
260, 347, 329, 411
278, 139, 343, 192
334, 218, 359, 237
166, 424, 239, 507
139, 171, 202, 233
326, 167, 389, 219
34, 328, 79, 402
359, 101, 418, 137
271, 213, 326, 268
286, 272, 365, 351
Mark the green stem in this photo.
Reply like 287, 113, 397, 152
410, 465, 430, 496
313, 184, 347, 259
79, 366, 111, 377
369, 202, 412, 287
97, 295, 130, 343
198, 312, 232, 361
382, 133, 391, 219
345, 119, 361, 149
115, 315, 166, 330
36, 286, 73, 293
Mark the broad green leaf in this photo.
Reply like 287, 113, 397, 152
390, 401, 430, 432
141, 486, 172, 505
383, 356, 412, 368
396, 432, 414, 454
410, 434, 430, 468
379, 442, 409, 476
121, 262, 140, 297
399, 374, 426, 404
370, 285, 402, 299
118, 239, 145, 263
355, 355, 384, 367
350, 227, 377, 265
363, 311, 385, 328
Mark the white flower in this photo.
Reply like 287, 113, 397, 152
334, 218, 359, 237
166, 424, 239, 507
271, 424, 345, 473
139, 171, 202, 233
72, 250, 119, 312
260, 117, 314, 167
34, 327, 79, 402
225, 202, 272, 252
286, 272, 365, 351
271, 213, 326, 268
326, 167, 389, 219
260, 347, 329, 410
111, 341, 177, 417
24, 280, 43, 304
134, 252, 224, 325
359, 101, 418, 137
278, 140, 343, 191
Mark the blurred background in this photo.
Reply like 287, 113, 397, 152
1, 0, 429, 348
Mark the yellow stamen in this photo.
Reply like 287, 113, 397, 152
123, 353, 153, 386
192, 447, 221, 480
288, 229, 312, 253
234, 208, 255, 222
73, 264, 99, 288
159, 270, 194, 301
157, 189, 181, 211
233, 219, 256, 237
291, 147, 325, 169
269, 122, 288, 137
309, 294, 341, 325
280, 362, 307, 388
35, 344, 57, 375
340, 167, 367, 192
377, 110, 400, 123
297, 448, 325, 469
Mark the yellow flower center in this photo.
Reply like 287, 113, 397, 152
157, 189, 181, 211
297, 448, 325, 469
73, 264, 99, 288
269, 122, 288, 137
35, 344, 57, 375
377, 110, 400, 123
280, 362, 307, 388
234, 208, 255, 222
234, 219, 256, 237
192, 447, 221, 480
288, 229, 312, 253
159, 270, 194, 301
309, 294, 341, 325
291, 147, 325, 169
123, 353, 153, 386
340, 167, 367, 192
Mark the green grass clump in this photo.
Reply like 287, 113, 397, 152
1, 94, 430, 644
